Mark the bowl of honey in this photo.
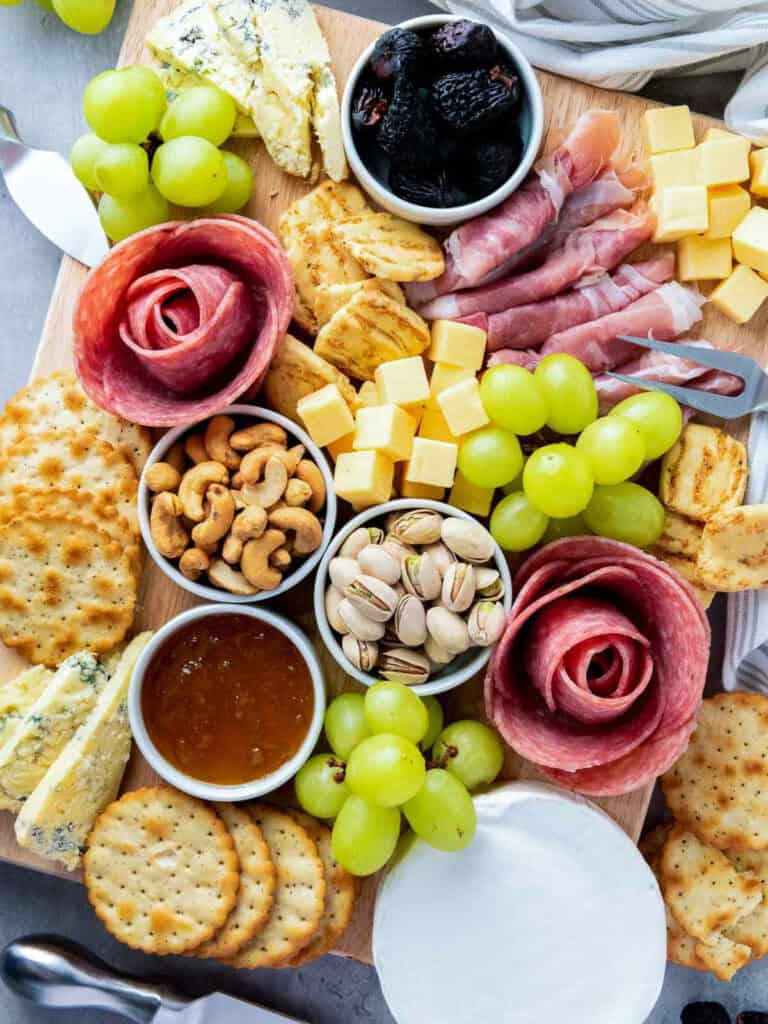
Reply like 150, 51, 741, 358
129, 605, 326, 801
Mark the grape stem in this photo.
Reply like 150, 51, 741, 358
427, 745, 458, 771
327, 756, 347, 783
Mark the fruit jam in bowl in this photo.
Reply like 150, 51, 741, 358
342, 15, 544, 227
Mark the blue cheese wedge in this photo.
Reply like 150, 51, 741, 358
150, 57, 259, 138
0, 651, 109, 812
15, 633, 153, 871
0, 666, 52, 749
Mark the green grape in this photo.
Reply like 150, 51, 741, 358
324, 692, 370, 759
98, 185, 169, 243
161, 85, 237, 146
458, 426, 523, 490
294, 753, 349, 820
575, 415, 646, 486
583, 482, 665, 548
432, 720, 504, 791
332, 796, 401, 876
479, 365, 549, 435
70, 133, 109, 191
201, 151, 254, 213
83, 68, 165, 144
543, 513, 589, 543
420, 696, 444, 751
122, 66, 167, 119
534, 354, 598, 435
364, 682, 428, 745
53, 0, 114, 32
345, 733, 425, 808
93, 143, 149, 198
403, 769, 476, 852
152, 137, 227, 207
523, 443, 594, 518
490, 491, 548, 552
609, 391, 683, 461
501, 457, 526, 495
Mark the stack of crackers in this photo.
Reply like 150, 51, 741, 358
0, 372, 151, 666
84, 787, 357, 967
642, 693, 768, 981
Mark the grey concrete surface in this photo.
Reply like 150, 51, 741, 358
0, 3, 761, 1022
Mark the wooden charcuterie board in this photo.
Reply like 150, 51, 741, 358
0, 0, 763, 967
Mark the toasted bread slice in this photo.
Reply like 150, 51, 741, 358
660, 424, 747, 521
697, 504, 768, 591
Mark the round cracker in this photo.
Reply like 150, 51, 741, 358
84, 787, 240, 956
0, 512, 136, 666
195, 803, 277, 960
231, 804, 325, 969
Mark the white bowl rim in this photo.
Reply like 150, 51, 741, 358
313, 498, 513, 697
138, 404, 337, 603
128, 603, 326, 801
341, 12, 545, 224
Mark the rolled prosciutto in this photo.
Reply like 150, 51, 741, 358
485, 537, 710, 797
74, 216, 293, 427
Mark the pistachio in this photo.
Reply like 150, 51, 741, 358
441, 517, 495, 564
329, 556, 361, 592
340, 526, 384, 559
382, 534, 416, 564
384, 512, 400, 533
325, 586, 350, 635
475, 567, 505, 601
394, 594, 427, 648
422, 541, 456, 577
425, 635, 456, 667
426, 606, 471, 655
392, 581, 406, 599
391, 509, 444, 545
342, 633, 379, 672
357, 544, 401, 585
401, 553, 441, 601
337, 599, 386, 641
441, 562, 476, 614
344, 575, 399, 622
467, 601, 506, 647
380, 622, 402, 649
379, 647, 430, 685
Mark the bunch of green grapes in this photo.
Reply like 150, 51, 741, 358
2, 0, 115, 34
70, 66, 254, 242
458, 355, 683, 553
295, 684, 504, 877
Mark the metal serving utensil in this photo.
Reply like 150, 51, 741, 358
609, 334, 768, 418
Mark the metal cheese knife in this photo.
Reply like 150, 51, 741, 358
0, 106, 109, 267
1, 935, 308, 1023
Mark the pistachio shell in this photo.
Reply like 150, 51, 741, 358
441, 517, 495, 564
426, 606, 471, 655
425, 635, 455, 667
394, 594, 427, 648
391, 509, 444, 545
382, 534, 416, 564
325, 585, 349, 635
357, 544, 401, 585
422, 541, 457, 577
467, 600, 506, 647
329, 556, 361, 592
402, 553, 442, 601
337, 599, 386, 641
441, 562, 476, 614
379, 647, 430, 685
475, 567, 505, 600
344, 574, 399, 622
342, 634, 379, 672
340, 526, 384, 559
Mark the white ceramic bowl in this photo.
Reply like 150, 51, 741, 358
342, 14, 544, 227
138, 404, 337, 603
129, 603, 326, 801
314, 498, 513, 697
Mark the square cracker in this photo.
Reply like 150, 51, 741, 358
725, 848, 768, 958
694, 934, 752, 982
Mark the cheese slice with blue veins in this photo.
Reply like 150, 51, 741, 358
0, 651, 110, 813
15, 632, 153, 871
150, 57, 260, 137
0, 666, 52, 749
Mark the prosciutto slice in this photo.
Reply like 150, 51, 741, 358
74, 215, 293, 427
539, 282, 705, 372
484, 255, 675, 352
485, 537, 709, 797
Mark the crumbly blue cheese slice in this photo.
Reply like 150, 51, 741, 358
311, 63, 346, 183
0, 651, 109, 812
15, 632, 153, 871
150, 57, 259, 137
0, 667, 52, 749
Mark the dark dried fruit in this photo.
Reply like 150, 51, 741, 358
737, 1015, 768, 1024
429, 19, 498, 67
378, 82, 437, 170
459, 137, 521, 196
433, 65, 521, 132
682, 1003, 731, 1024
369, 28, 424, 81
378, 76, 417, 155
389, 165, 470, 209
352, 82, 388, 133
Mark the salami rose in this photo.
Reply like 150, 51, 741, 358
485, 537, 709, 797
73, 215, 293, 427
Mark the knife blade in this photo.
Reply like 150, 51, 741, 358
0, 106, 109, 268
1, 935, 309, 1024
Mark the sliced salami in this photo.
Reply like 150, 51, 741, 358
74, 216, 293, 427
485, 537, 709, 797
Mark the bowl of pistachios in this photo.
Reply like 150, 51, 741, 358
314, 499, 513, 696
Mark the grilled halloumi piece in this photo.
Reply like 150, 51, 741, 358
649, 549, 716, 609
653, 510, 704, 560
0, 667, 52, 749
660, 424, 747, 522
314, 285, 430, 381
697, 505, 768, 591
150, 57, 259, 137
314, 279, 405, 327
263, 334, 356, 423
333, 212, 445, 282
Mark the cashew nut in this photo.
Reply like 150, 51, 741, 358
294, 460, 326, 513
184, 432, 209, 465
144, 462, 182, 494
191, 483, 235, 547
204, 415, 241, 470
222, 506, 268, 564
178, 461, 229, 522
179, 547, 211, 581
270, 546, 292, 570
165, 442, 186, 476
241, 456, 289, 509
240, 443, 305, 484
268, 506, 323, 555
150, 492, 189, 559
241, 529, 286, 590
231, 471, 244, 489
208, 557, 258, 596
230, 423, 288, 451
285, 478, 312, 507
